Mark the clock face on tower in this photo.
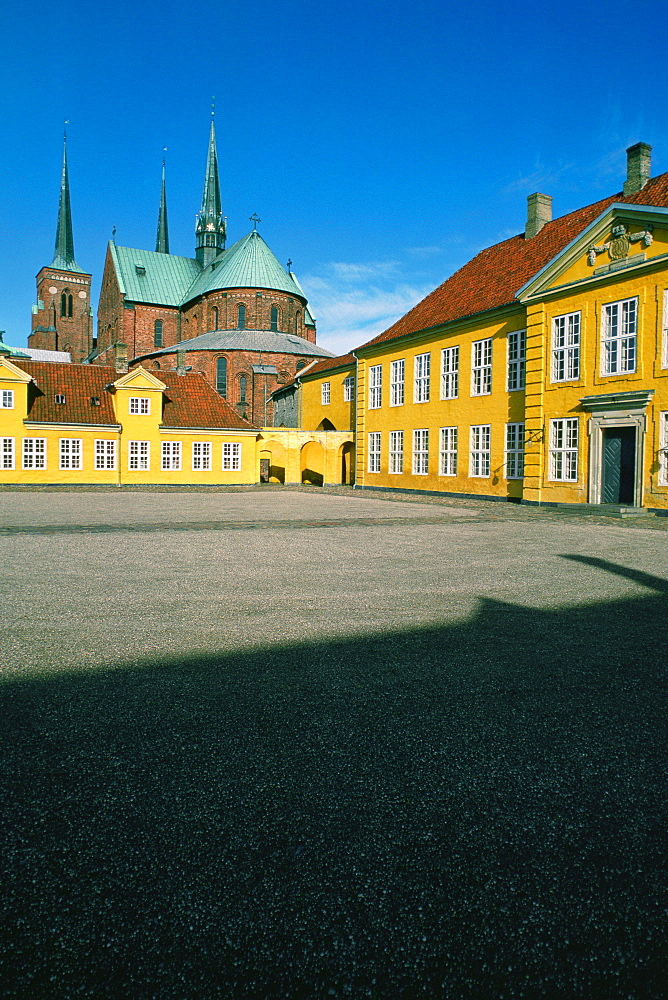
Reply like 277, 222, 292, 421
49, 286, 58, 294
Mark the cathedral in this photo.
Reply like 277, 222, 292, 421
28, 119, 333, 425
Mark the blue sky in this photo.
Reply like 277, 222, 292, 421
1, 0, 666, 357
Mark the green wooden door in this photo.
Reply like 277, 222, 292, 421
602, 427, 635, 504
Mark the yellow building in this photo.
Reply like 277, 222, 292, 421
293, 143, 668, 513
0, 355, 354, 488
0, 357, 259, 486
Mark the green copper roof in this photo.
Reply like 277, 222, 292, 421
183, 230, 307, 304
155, 161, 169, 254
111, 243, 201, 305
52, 134, 84, 273
0, 331, 30, 358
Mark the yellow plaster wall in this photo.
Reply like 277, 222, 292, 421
355, 311, 527, 497
300, 365, 356, 432
525, 261, 668, 507
257, 429, 354, 485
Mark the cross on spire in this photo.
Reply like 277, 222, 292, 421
250, 213, 261, 230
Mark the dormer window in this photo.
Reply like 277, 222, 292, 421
135, 264, 146, 276
90, 396, 101, 406
55, 393, 66, 404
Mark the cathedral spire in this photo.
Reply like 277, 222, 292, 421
156, 157, 170, 254
195, 110, 226, 265
52, 130, 82, 272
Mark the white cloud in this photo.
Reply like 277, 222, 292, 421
304, 260, 432, 356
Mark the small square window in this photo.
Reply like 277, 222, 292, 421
129, 397, 150, 415
55, 394, 66, 404
90, 396, 101, 406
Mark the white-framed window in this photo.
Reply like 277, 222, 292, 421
22, 438, 47, 469
472, 339, 492, 395
128, 440, 150, 470
368, 432, 381, 473
440, 347, 459, 399
192, 441, 212, 471
660, 412, 668, 485
602, 297, 637, 375
321, 382, 331, 405
439, 426, 457, 476
390, 360, 405, 406
549, 418, 578, 481
1, 390, 14, 409
552, 312, 581, 382
129, 397, 151, 415
2, 437, 15, 470
343, 376, 355, 402
414, 353, 431, 403
59, 438, 82, 470
95, 439, 116, 470
662, 291, 668, 368
161, 441, 181, 471
470, 425, 491, 477
223, 442, 241, 471
505, 423, 525, 479
389, 430, 404, 473
507, 330, 526, 391
412, 429, 429, 475
369, 365, 382, 409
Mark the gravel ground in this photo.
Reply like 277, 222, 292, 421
1, 488, 667, 998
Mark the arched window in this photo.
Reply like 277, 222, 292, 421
296, 360, 307, 372
270, 306, 279, 332
216, 357, 228, 397
238, 375, 247, 404
237, 304, 246, 329
212, 306, 219, 331
154, 319, 163, 348
294, 310, 301, 335
153, 361, 161, 369
60, 291, 73, 317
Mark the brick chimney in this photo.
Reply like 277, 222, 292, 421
114, 342, 128, 374
623, 142, 652, 196
525, 193, 552, 239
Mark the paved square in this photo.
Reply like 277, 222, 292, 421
1, 488, 667, 998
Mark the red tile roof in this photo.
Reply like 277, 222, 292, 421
19, 361, 120, 425
14, 361, 257, 430
358, 172, 668, 351
158, 371, 256, 429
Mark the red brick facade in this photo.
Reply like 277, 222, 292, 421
143, 347, 315, 425
29, 266, 92, 362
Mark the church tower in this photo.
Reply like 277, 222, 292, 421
29, 133, 92, 361
195, 116, 226, 266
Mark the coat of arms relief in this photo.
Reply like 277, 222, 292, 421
587, 223, 653, 266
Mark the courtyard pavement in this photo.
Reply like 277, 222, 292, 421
1, 488, 667, 998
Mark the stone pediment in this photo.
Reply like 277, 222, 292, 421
517, 204, 668, 303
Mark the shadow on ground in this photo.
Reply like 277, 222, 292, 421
1, 558, 667, 999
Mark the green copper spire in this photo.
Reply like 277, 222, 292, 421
156, 158, 170, 254
195, 113, 226, 265
51, 131, 82, 273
